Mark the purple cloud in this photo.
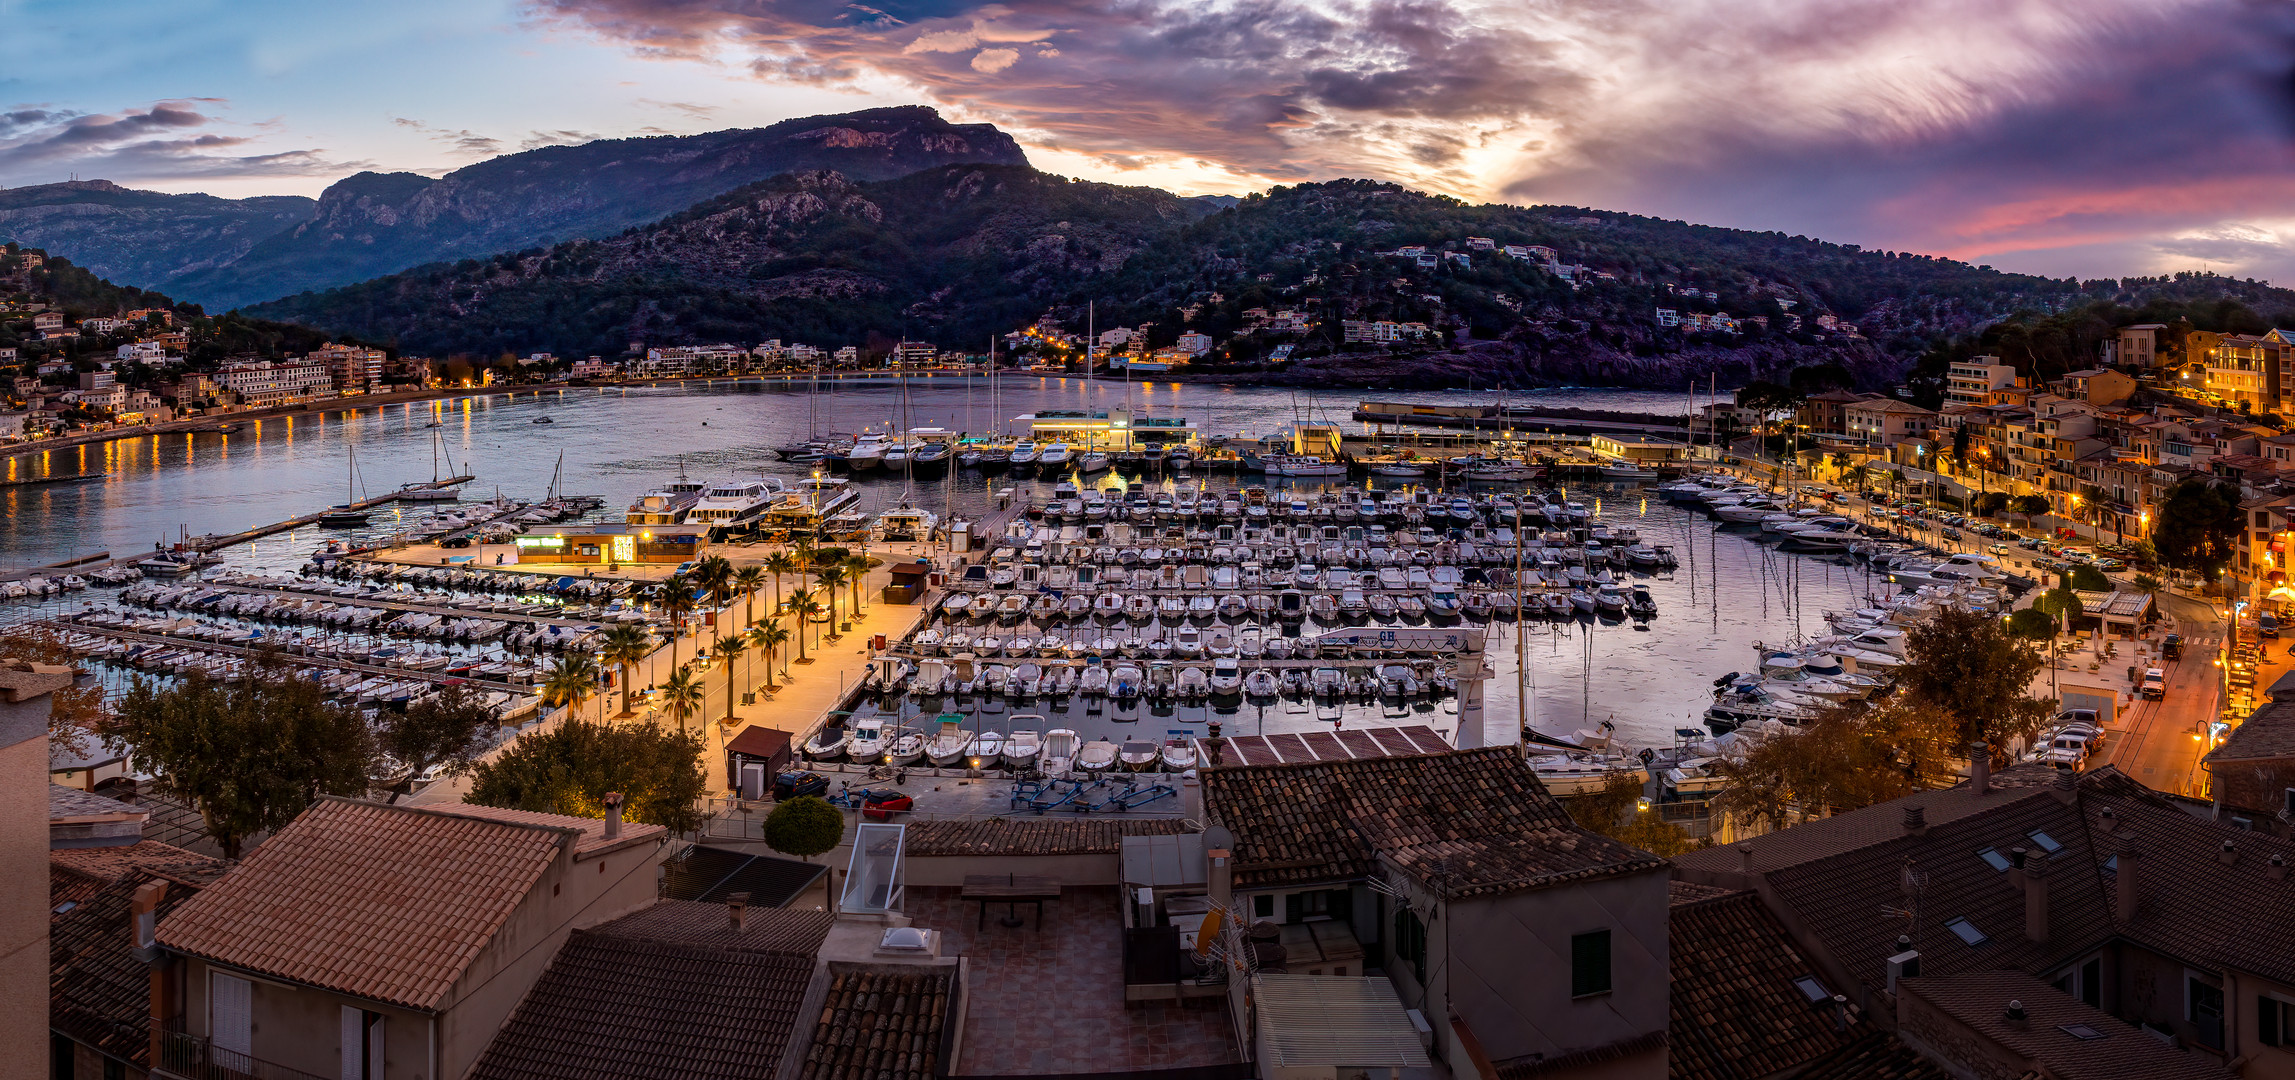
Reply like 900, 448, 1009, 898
0, 101, 367, 187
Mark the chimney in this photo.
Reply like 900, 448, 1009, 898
1903, 805, 1928, 837
2022, 852, 2050, 944
1738, 844, 1756, 872
2270, 854, 2288, 882
726, 891, 750, 931
2220, 840, 2240, 867
2004, 1000, 2029, 1030
2051, 768, 2077, 805
2115, 835, 2141, 922
602, 792, 624, 840
1969, 742, 1991, 795
1887, 947, 1921, 995
135, 880, 171, 1070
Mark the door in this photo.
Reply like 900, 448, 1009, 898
341, 1006, 385, 1080
211, 972, 252, 1070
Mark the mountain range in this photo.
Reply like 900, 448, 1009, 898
10, 106, 2295, 391
0, 106, 1026, 311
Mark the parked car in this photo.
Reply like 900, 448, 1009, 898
2041, 732, 2091, 770
861, 789, 914, 821
773, 771, 830, 800
2019, 537, 2044, 549
2264, 614, 2281, 639
2140, 668, 2167, 700
2162, 633, 2183, 659
2096, 558, 2125, 571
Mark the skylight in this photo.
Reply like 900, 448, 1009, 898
2058, 1024, 2107, 1041
1793, 976, 1830, 1004
1945, 917, 1989, 946
1978, 847, 2012, 871
2027, 830, 2063, 853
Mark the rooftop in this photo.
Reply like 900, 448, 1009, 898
1668, 889, 1869, 1080
470, 902, 828, 1080
1899, 971, 2233, 1080
901, 816, 1194, 857
1201, 745, 1665, 896
158, 798, 660, 1011
2207, 696, 2295, 763
52, 870, 218, 1068
799, 967, 958, 1080
659, 844, 827, 907
1210, 723, 1451, 766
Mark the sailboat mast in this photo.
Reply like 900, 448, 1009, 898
1514, 497, 1529, 736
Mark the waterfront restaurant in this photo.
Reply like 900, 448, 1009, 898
1590, 432, 1690, 464
512, 523, 706, 565
1012, 408, 1198, 451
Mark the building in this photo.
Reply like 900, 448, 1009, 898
1845, 398, 1937, 447
892, 341, 938, 367
1175, 330, 1212, 356
1201, 747, 1672, 1077
1675, 764, 2293, 1074
312, 343, 386, 394
2205, 333, 2292, 411
1947, 357, 2017, 405
2203, 694, 2295, 821
76, 370, 114, 391
567, 357, 616, 379
214, 361, 333, 408
33, 311, 63, 332
8, 666, 79, 1075
2105, 323, 2170, 369
151, 797, 669, 1080
1798, 389, 1876, 436
2063, 367, 2136, 407
1591, 432, 1691, 465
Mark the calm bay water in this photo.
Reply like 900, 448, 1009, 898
0, 377, 1863, 751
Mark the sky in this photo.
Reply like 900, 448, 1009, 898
5, 0, 2295, 282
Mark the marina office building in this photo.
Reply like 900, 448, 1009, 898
1012, 408, 1199, 450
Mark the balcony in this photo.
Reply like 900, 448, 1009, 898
155, 1025, 333, 1080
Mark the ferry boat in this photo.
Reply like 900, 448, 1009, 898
626, 476, 708, 527
685, 479, 788, 531
876, 505, 939, 542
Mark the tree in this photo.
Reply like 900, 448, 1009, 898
750, 621, 791, 688
2014, 494, 2052, 518
1896, 606, 2054, 753
715, 634, 748, 725
108, 660, 375, 858
1561, 770, 1701, 857
733, 565, 766, 627
843, 554, 872, 621
465, 719, 706, 834
377, 682, 502, 803
815, 565, 848, 632
2132, 572, 2164, 596
2067, 565, 2111, 592
2152, 477, 2244, 581
764, 795, 845, 861
694, 555, 735, 613
598, 624, 654, 717
659, 665, 705, 735
541, 652, 600, 716
765, 551, 799, 615
658, 574, 698, 668
786, 588, 817, 662
1846, 463, 1870, 493
2006, 607, 2058, 640
1713, 703, 1918, 833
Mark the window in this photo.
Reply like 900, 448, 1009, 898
2058, 1024, 2107, 1040
1977, 847, 2012, 872
1945, 917, 1989, 946
2260, 995, 2291, 1048
103, 1060, 122, 1080
1394, 908, 1427, 983
211, 972, 252, 1070
2190, 976, 2226, 1050
52, 1035, 73, 1080
1793, 976, 1830, 1004
1571, 930, 1612, 998
2026, 830, 2063, 853
1252, 895, 1274, 919
342, 1005, 386, 1079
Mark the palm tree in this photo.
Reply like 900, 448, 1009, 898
733, 565, 766, 627
598, 624, 654, 717
694, 555, 735, 617
765, 552, 798, 616
815, 565, 848, 633
659, 665, 704, 735
842, 554, 871, 621
787, 589, 820, 662
749, 622, 791, 689
658, 574, 697, 670
540, 652, 600, 718
715, 634, 748, 724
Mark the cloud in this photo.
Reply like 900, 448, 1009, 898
519, 128, 604, 150
0, 100, 366, 187
637, 98, 721, 120
532, 0, 2295, 280
392, 117, 507, 157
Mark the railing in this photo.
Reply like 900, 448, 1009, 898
157, 1026, 333, 1080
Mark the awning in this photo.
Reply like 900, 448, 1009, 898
1251, 974, 1430, 1068
1121, 832, 1206, 888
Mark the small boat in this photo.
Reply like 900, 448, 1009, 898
804, 717, 851, 759
1004, 722, 1045, 769
1160, 739, 1197, 772
847, 717, 888, 762
1042, 728, 1081, 776
926, 716, 974, 766
1076, 739, 1120, 774
1244, 668, 1281, 698
884, 726, 928, 766
1119, 739, 1161, 772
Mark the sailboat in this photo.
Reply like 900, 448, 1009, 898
400, 430, 463, 501
318, 447, 371, 527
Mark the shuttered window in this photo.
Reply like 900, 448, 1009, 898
1571, 930, 1612, 998
2262, 995, 2287, 1048
211, 972, 252, 1068
342, 1006, 386, 1080
1393, 908, 1427, 983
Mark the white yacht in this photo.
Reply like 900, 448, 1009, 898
1037, 443, 1073, 470
626, 476, 708, 526
876, 506, 939, 542
686, 479, 787, 529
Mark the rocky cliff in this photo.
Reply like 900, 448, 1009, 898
0, 180, 316, 293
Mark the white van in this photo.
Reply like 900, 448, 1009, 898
2140, 668, 2167, 700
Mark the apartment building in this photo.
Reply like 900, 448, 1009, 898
2103, 322, 2169, 369
214, 361, 333, 408
2204, 333, 2292, 411
312, 343, 385, 394
1946, 356, 2017, 405
1797, 388, 1872, 436
1844, 398, 1936, 447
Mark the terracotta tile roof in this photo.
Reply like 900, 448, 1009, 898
52, 840, 228, 924
596, 899, 835, 955
1900, 971, 2233, 1080
48, 785, 144, 820
1673, 764, 2065, 876
1200, 746, 1666, 897
1668, 891, 1867, 1080
659, 844, 827, 906
52, 870, 216, 1067
901, 816, 1194, 857
1788, 1032, 1952, 1080
1667, 880, 1736, 906
439, 800, 668, 854
2206, 697, 2295, 763
469, 916, 819, 1080
800, 967, 957, 1080
156, 798, 609, 1010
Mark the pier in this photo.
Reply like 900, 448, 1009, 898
179, 580, 609, 631
184, 475, 478, 552
37, 620, 537, 695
